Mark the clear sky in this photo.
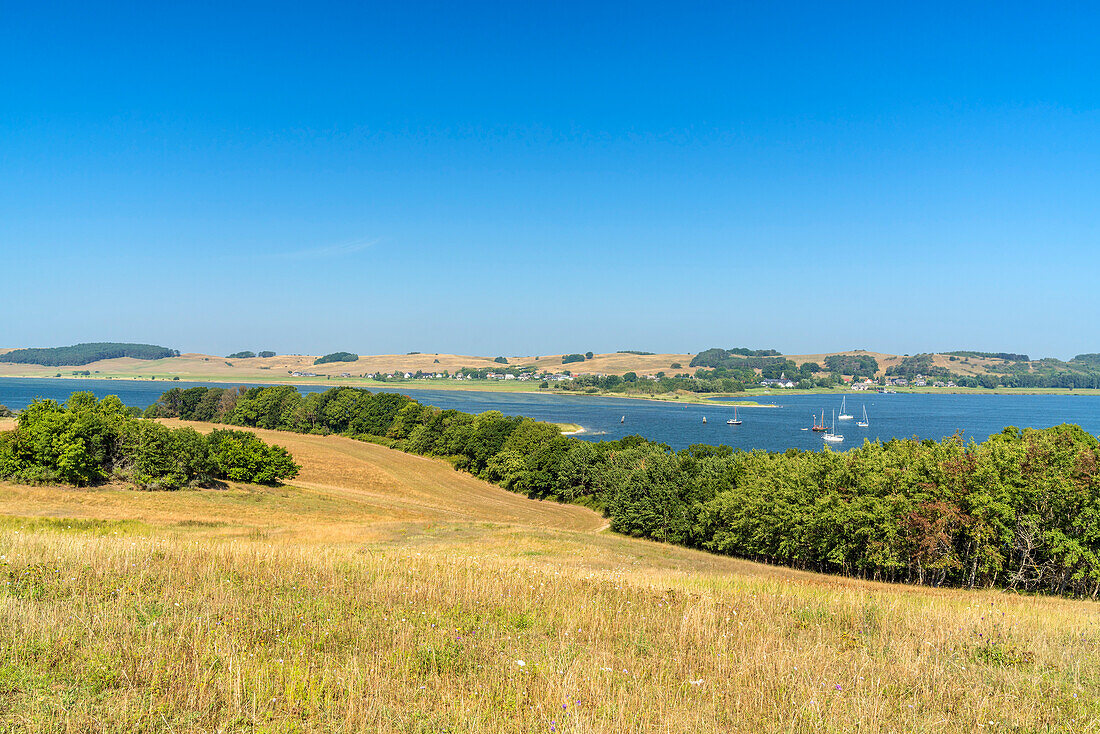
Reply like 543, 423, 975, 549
2, 2, 1098, 359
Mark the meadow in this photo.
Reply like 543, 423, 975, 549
1, 419, 1097, 732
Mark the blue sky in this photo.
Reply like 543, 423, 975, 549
2, 2, 1098, 359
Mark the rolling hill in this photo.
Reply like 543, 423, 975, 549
0, 346, 1094, 385
0, 417, 1095, 731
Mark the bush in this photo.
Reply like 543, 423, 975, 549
207, 429, 299, 485
0, 393, 299, 490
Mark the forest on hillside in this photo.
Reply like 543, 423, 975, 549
0, 343, 179, 366
146, 384, 1100, 597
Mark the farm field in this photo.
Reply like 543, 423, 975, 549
0, 419, 1097, 732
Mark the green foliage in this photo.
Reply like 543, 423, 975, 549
314, 352, 358, 365
0, 404, 13, 418
617, 350, 654, 355
206, 429, 299, 484
0, 392, 298, 490
947, 351, 1030, 361
1071, 354, 1100, 368
585, 352, 594, 359
691, 348, 780, 369
226, 351, 256, 359
0, 343, 179, 366
143, 384, 1100, 597
258, 351, 276, 358
823, 354, 879, 377
690, 349, 793, 377
561, 354, 586, 364
494, 356, 508, 364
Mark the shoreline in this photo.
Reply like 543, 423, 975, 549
2, 372, 1099, 404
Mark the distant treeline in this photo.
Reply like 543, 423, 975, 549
1072, 354, 1100, 368
148, 384, 1100, 597
314, 352, 358, 365
690, 348, 782, 369
823, 354, 879, 377
0, 393, 298, 489
556, 373, 748, 395
946, 351, 1030, 362
1, 343, 179, 366
691, 350, 794, 373
889, 354, 1100, 389
226, 351, 276, 359
617, 350, 655, 355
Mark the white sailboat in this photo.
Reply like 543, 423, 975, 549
837, 395, 853, 421
727, 406, 742, 425
857, 405, 869, 428
823, 410, 844, 443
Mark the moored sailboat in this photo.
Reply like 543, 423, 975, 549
857, 405, 869, 428
823, 410, 844, 443
727, 406, 742, 425
838, 395, 853, 421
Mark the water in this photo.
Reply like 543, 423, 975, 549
2, 377, 1100, 451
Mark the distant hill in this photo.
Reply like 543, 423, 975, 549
0, 342, 179, 366
1, 344, 1097, 388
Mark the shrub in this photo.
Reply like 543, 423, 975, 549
207, 429, 299, 485
0, 393, 299, 490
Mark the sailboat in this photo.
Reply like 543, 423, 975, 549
727, 406, 742, 425
823, 410, 844, 443
857, 405, 869, 428
838, 395, 853, 421
811, 410, 827, 432
621, 416, 625, 424
702, 416, 707, 424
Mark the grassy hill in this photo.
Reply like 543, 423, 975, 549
1, 347, 1098, 393
0, 417, 1095, 731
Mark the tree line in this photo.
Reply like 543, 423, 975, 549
0, 393, 299, 489
226, 351, 277, 359
147, 384, 1100, 597
314, 351, 359, 365
0, 343, 179, 366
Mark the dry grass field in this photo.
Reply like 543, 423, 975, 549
0, 347, 1034, 383
1, 421, 1099, 731
0, 351, 696, 381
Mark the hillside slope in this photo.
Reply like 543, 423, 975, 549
0, 419, 1096, 731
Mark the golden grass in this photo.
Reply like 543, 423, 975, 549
0, 347, 1035, 382
0, 424, 1098, 731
